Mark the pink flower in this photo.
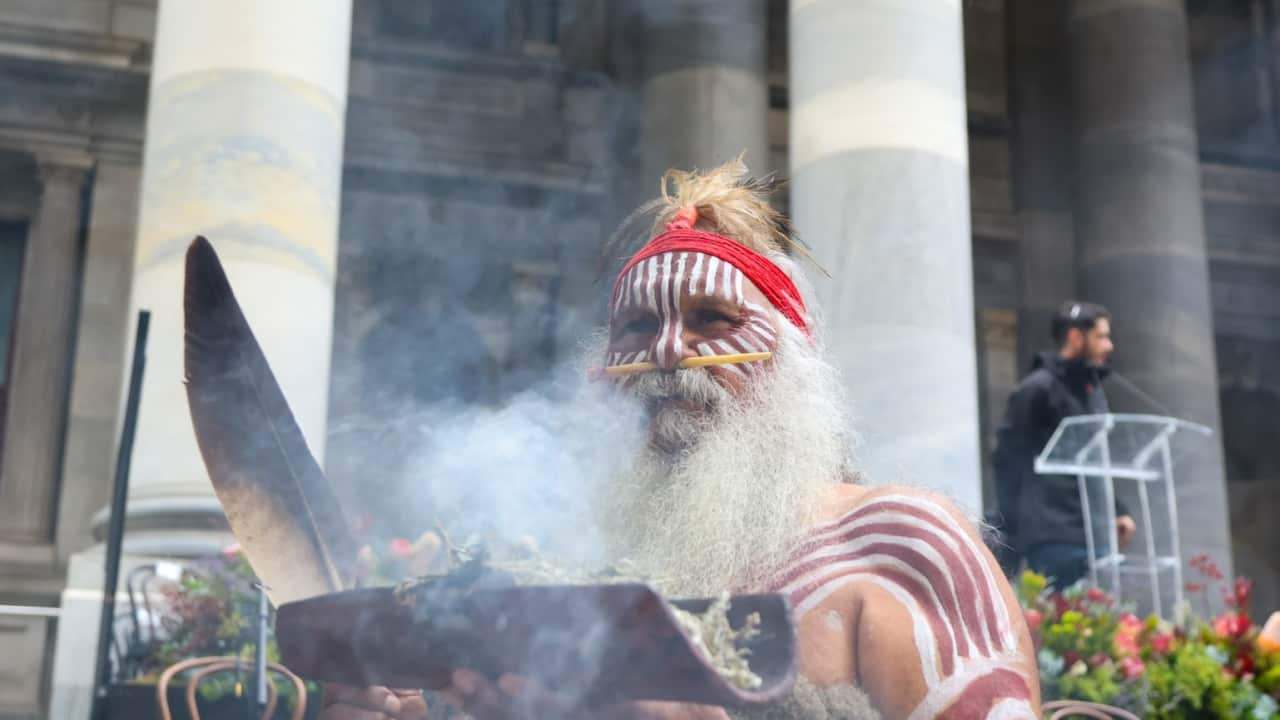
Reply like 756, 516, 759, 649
1151, 632, 1174, 654
221, 543, 240, 557
1086, 587, 1108, 604
1119, 612, 1141, 627
389, 537, 413, 558
1114, 632, 1140, 657
1119, 655, 1145, 680
1088, 652, 1110, 669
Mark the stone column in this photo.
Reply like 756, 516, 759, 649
789, 0, 983, 509
123, 0, 353, 554
0, 155, 90, 542
619, 0, 769, 188
1068, 0, 1232, 575
1009, 0, 1079, 369
55, 162, 141, 562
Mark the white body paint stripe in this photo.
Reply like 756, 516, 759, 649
785, 526, 985, 656
803, 573, 943, 689
905, 660, 1033, 720
802, 494, 1015, 651
985, 698, 1037, 720
790, 511, 996, 656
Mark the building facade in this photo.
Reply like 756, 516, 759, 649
0, 0, 1276, 717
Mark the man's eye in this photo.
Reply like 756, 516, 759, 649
695, 310, 735, 327
621, 317, 658, 335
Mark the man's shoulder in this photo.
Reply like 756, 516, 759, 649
815, 484, 979, 537
1016, 365, 1057, 394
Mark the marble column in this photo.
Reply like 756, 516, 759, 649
1068, 0, 1232, 576
621, 0, 769, 188
0, 155, 90, 542
789, 0, 983, 509
123, 0, 353, 555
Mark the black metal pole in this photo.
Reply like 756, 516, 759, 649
89, 310, 150, 720
255, 583, 269, 717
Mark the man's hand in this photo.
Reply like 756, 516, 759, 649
320, 685, 429, 720
443, 670, 730, 720
1116, 515, 1137, 549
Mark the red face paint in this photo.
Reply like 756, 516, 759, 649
607, 250, 778, 378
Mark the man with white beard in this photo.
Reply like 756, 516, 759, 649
320, 161, 1040, 720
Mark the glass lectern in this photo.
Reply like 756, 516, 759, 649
1034, 414, 1213, 617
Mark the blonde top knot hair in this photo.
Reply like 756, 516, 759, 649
600, 156, 824, 278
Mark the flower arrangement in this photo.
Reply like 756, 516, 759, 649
129, 546, 310, 714
1019, 556, 1280, 719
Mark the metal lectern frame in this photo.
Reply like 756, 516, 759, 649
1033, 414, 1212, 617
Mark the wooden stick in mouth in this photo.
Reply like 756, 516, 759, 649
590, 352, 772, 379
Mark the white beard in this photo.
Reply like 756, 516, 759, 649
588, 327, 854, 597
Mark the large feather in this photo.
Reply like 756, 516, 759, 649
184, 236, 356, 605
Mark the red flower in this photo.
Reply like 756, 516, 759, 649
389, 537, 414, 558
1151, 632, 1174, 654
1119, 655, 1145, 680
1053, 594, 1070, 617
1086, 587, 1108, 604
1227, 577, 1252, 610
1064, 651, 1081, 667
1214, 612, 1250, 640
1185, 581, 1204, 593
1236, 652, 1256, 677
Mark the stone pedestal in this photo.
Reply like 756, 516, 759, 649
1068, 0, 1233, 577
788, 0, 983, 509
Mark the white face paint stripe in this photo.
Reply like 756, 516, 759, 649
705, 257, 720, 295
739, 324, 775, 349
627, 265, 640, 310
733, 266, 744, 305
688, 254, 704, 296
655, 254, 674, 366
645, 257, 660, 312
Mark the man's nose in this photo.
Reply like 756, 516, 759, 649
649, 326, 696, 371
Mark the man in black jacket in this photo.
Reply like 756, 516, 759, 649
993, 301, 1136, 587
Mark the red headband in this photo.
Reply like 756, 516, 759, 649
612, 228, 810, 335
